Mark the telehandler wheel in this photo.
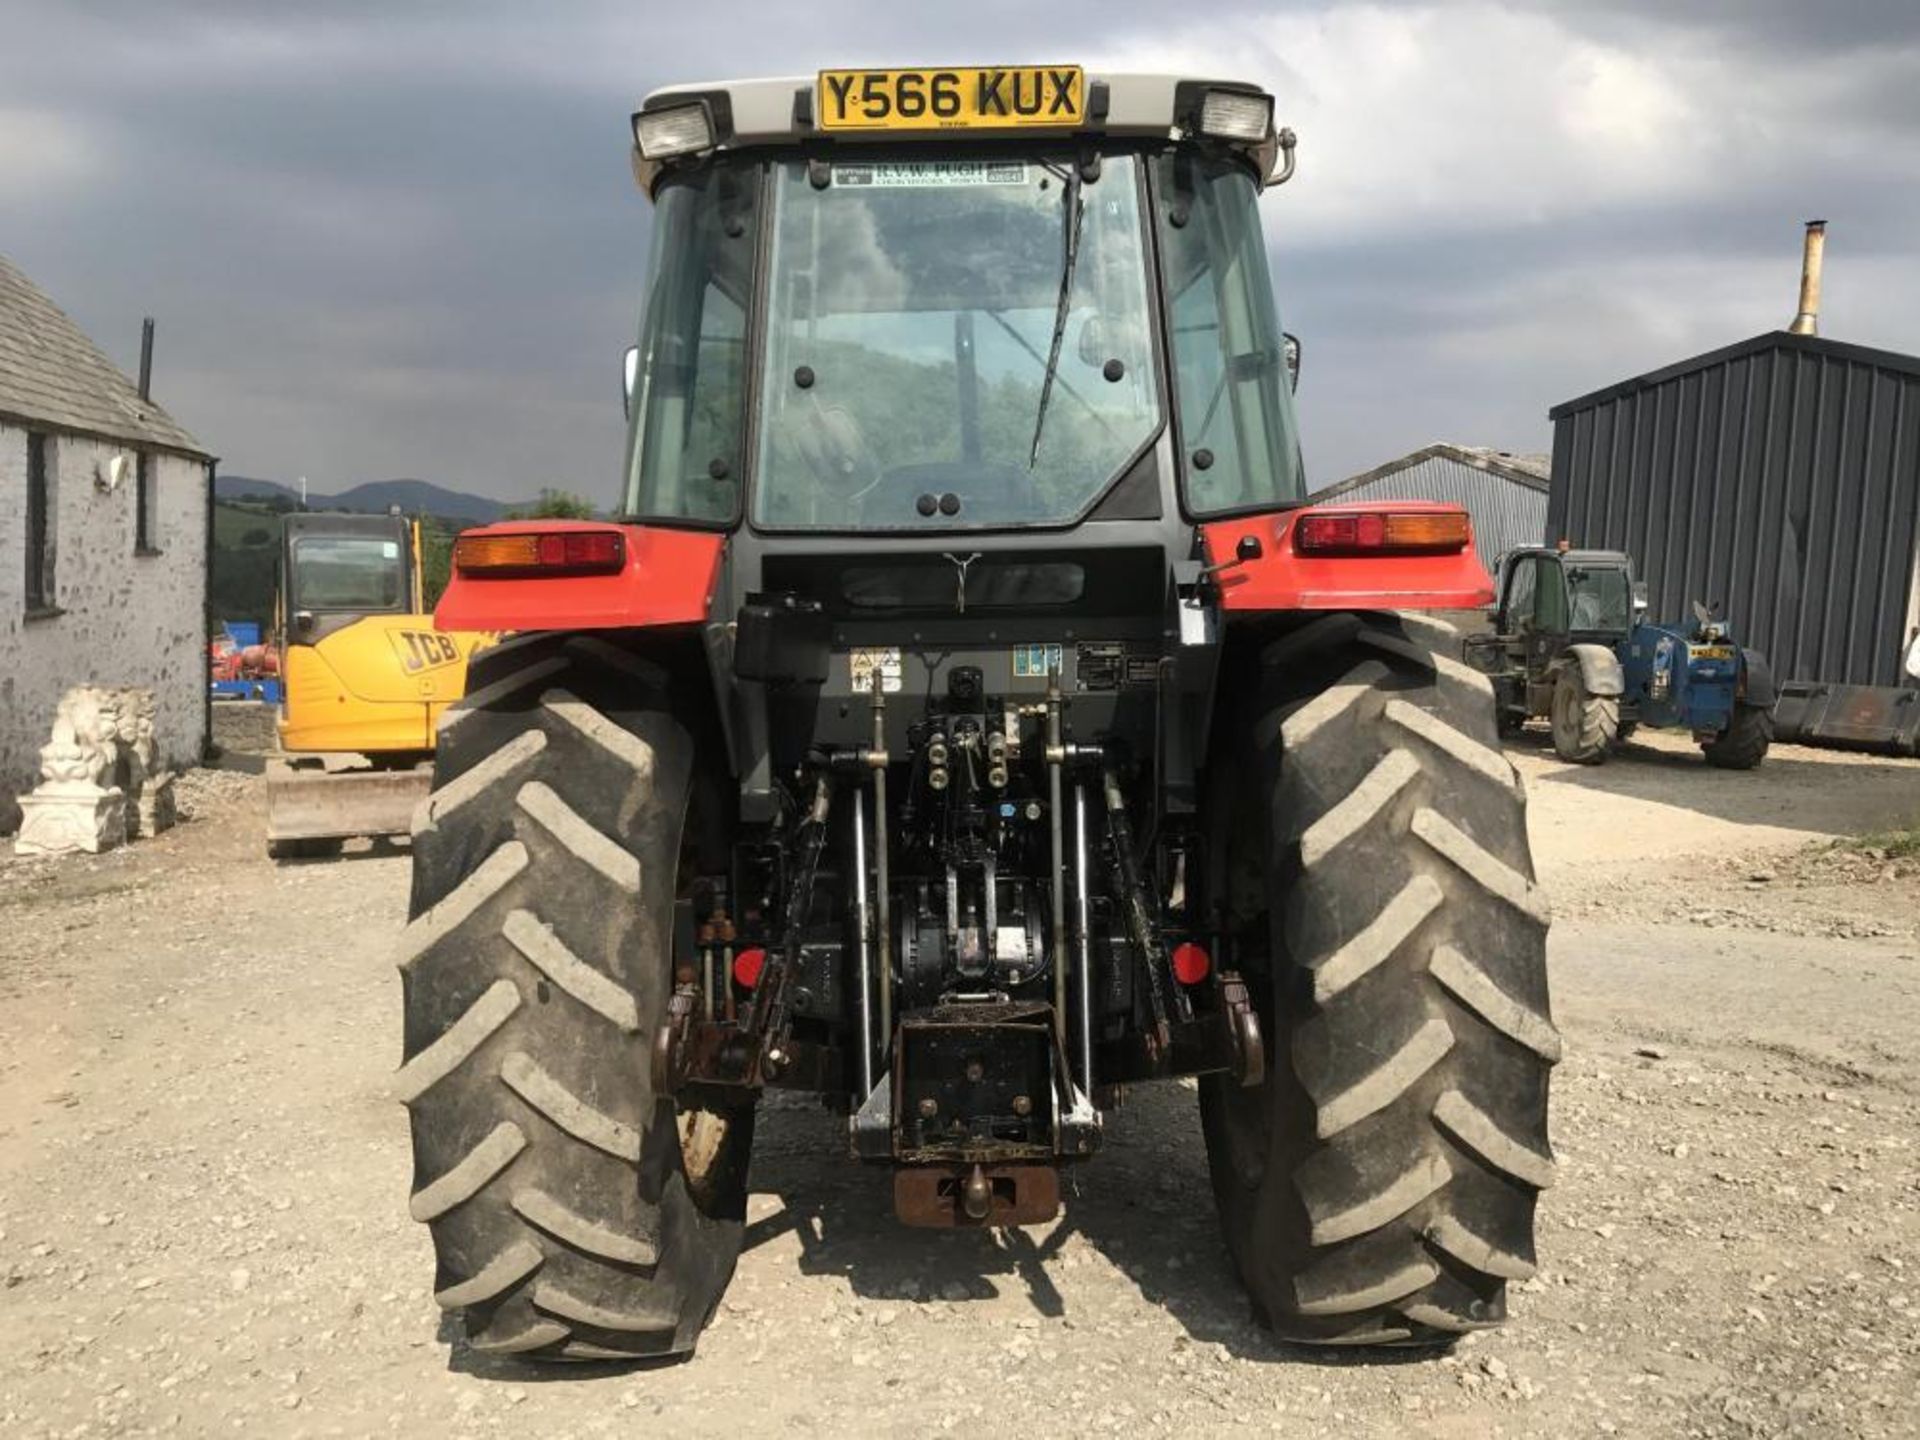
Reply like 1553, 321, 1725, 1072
1548, 667, 1617, 764
1701, 701, 1772, 770
398, 633, 752, 1363
1201, 612, 1558, 1347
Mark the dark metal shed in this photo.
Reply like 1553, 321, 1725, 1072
1548, 330, 1920, 751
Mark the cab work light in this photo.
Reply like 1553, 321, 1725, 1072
633, 102, 714, 160
1294, 510, 1471, 555
1199, 88, 1274, 142
454, 530, 626, 577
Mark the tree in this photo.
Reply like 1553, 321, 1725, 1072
505, 489, 600, 520
419, 524, 455, 609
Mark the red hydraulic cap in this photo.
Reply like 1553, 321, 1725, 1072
1171, 942, 1212, 986
733, 947, 767, 989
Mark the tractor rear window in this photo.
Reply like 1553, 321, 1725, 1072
751, 156, 1162, 530
291, 537, 404, 611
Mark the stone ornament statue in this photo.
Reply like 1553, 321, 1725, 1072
14, 685, 176, 856
114, 685, 176, 837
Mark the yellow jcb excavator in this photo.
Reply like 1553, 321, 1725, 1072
266, 511, 492, 857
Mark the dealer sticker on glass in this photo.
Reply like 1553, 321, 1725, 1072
834, 161, 1028, 188
849, 646, 903, 694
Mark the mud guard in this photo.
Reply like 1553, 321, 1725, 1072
434, 523, 724, 632
1199, 502, 1493, 612
1561, 642, 1624, 697
1740, 647, 1777, 707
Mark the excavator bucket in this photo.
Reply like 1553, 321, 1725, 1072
264, 756, 430, 850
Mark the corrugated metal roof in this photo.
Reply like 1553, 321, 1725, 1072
1550, 329, 1920, 418
1312, 444, 1551, 572
0, 253, 207, 456
1548, 332, 1920, 690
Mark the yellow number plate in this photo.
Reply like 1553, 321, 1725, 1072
817, 66, 1085, 133
1690, 644, 1735, 662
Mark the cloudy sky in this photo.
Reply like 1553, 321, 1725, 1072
5, 1, 1919, 504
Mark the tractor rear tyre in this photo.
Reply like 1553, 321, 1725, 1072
1549, 668, 1616, 764
1201, 612, 1558, 1346
1702, 701, 1772, 770
398, 633, 752, 1362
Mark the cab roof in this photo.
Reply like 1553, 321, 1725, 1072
1511, 545, 1632, 568
283, 512, 408, 539
632, 71, 1285, 194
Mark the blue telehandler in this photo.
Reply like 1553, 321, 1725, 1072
1464, 545, 1775, 767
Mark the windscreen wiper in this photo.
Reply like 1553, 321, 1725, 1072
984, 311, 1107, 427
1028, 165, 1086, 469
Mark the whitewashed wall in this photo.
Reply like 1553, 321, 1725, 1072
0, 419, 209, 830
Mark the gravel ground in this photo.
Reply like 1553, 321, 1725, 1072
1, 711, 1917, 1437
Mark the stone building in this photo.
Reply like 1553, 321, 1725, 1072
1, 254, 212, 830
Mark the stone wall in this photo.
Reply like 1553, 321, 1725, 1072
0, 419, 209, 831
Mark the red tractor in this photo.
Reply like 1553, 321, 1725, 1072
398, 67, 1556, 1362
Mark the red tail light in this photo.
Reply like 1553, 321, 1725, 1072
1294, 509, 1470, 556
454, 529, 626, 577
1171, 942, 1212, 986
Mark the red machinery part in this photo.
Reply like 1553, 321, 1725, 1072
1170, 942, 1212, 986
238, 643, 280, 678
732, 947, 767, 989
435, 522, 725, 632
1200, 500, 1494, 611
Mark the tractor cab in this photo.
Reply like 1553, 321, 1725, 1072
1484, 546, 1644, 698
1490, 546, 1645, 638
617, 72, 1308, 542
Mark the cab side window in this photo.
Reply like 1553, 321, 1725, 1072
1503, 557, 1536, 631
1533, 561, 1568, 632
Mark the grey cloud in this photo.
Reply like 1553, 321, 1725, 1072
3, 0, 1916, 500
1542, 0, 1920, 55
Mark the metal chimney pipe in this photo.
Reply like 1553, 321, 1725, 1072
137, 317, 155, 399
1789, 221, 1826, 336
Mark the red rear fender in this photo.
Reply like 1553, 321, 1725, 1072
1200, 501, 1493, 612
434, 522, 725, 632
